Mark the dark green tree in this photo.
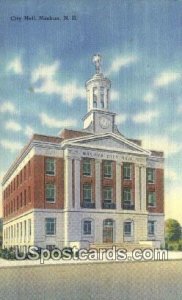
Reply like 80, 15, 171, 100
165, 219, 181, 241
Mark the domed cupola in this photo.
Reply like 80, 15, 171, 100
85, 54, 111, 112
83, 54, 117, 134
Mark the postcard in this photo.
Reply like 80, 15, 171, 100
0, 1, 182, 299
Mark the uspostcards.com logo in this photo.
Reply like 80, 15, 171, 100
14, 246, 168, 264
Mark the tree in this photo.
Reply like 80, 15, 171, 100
165, 219, 181, 241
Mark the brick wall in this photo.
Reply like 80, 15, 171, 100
33, 155, 64, 209
3, 155, 65, 221
3, 158, 34, 221
147, 168, 164, 213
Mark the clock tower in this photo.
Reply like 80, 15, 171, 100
83, 54, 117, 134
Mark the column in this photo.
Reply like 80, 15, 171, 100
135, 164, 141, 211
64, 156, 73, 210
141, 166, 147, 211
116, 162, 122, 210
74, 158, 81, 210
95, 159, 102, 209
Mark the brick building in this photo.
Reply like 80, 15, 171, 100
2, 55, 164, 250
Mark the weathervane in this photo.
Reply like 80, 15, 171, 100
92, 54, 102, 74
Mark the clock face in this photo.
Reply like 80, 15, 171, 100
99, 116, 111, 129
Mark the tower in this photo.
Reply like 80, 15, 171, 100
83, 54, 117, 134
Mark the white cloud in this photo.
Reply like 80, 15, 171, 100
39, 112, 77, 128
143, 92, 156, 103
31, 61, 60, 83
0, 101, 17, 114
0, 139, 23, 152
132, 110, 159, 123
111, 90, 120, 101
7, 57, 23, 75
24, 126, 34, 138
140, 134, 182, 157
5, 120, 34, 137
5, 120, 22, 132
116, 113, 127, 124
154, 71, 181, 87
31, 61, 85, 104
107, 55, 138, 75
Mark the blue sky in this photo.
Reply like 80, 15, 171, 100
0, 0, 182, 222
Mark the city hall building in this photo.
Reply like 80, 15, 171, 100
2, 55, 164, 250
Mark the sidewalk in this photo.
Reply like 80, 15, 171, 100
0, 250, 181, 268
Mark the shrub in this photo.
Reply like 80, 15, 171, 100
0, 247, 16, 260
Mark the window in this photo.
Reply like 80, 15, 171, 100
20, 193, 23, 207
28, 186, 31, 203
45, 158, 55, 175
24, 166, 26, 180
17, 224, 19, 240
93, 87, 97, 108
24, 220, 26, 239
83, 184, 92, 202
148, 191, 156, 207
28, 161, 31, 176
17, 196, 19, 210
24, 190, 26, 206
28, 219, 31, 238
106, 89, 109, 108
148, 221, 155, 235
124, 221, 132, 236
103, 161, 112, 178
45, 218, 56, 235
100, 87, 104, 108
45, 184, 56, 202
123, 163, 132, 180
20, 223, 22, 240
103, 187, 112, 203
147, 168, 155, 183
14, 224, 16, 239
20, 171, 22, 184
17, 175, 19, 188
11, 226, 13, 241
83, 220, 92, 235
123, 188, 132, 203
83, 159, 92, 176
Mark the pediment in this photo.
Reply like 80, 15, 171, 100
62, 133, 150, 156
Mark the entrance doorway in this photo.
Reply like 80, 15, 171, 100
103, 219, 114, 243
